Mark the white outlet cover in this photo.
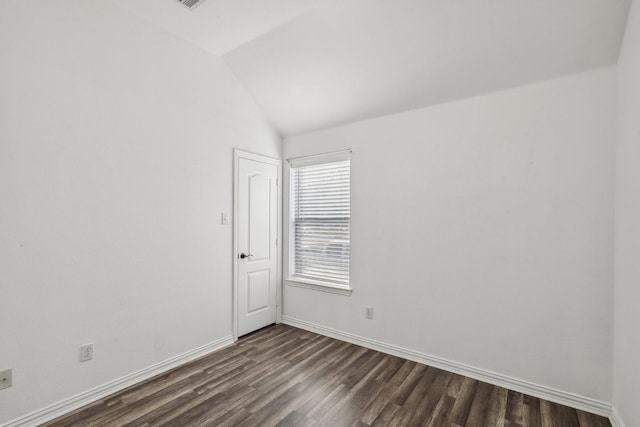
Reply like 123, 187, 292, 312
80, 344, 94, 362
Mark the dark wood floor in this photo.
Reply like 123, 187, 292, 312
43, 324, 611, 427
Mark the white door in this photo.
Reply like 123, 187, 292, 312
234, 151, 280, 337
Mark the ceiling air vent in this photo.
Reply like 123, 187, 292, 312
175, 0, 206, 10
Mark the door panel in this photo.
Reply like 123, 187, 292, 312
248, 174, 271, 261
236, 153, 279, 337
247, 270, 270, 313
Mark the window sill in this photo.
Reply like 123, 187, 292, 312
285, 278, 352, 296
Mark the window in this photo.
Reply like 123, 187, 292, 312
288, 151, 350, 290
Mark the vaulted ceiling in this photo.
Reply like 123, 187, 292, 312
114, 0, 631, 136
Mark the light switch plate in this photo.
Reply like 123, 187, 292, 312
365, 306, 374, 319
0, 369, 12, 390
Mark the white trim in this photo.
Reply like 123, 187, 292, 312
287, 149, 352, 167
610, 406, 627, 427
281, 316, 612, 418
2, 336, 234, 427
286, 279, 352, 296
232, 150, 283, 340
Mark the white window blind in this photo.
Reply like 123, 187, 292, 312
290, 154, 350, 286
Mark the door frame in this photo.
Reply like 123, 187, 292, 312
232, 149, 282, 341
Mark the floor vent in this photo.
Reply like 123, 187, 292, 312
176, 0, 206, 10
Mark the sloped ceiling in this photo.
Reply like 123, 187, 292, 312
114, 0, 631, 137
111, 0, 328, 56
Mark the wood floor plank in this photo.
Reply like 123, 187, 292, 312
445, 373, 467, 398
449, 376, 479, 425
306, 383, 349, 420
262, 345, 369, 417
154, 392, 229, 426
321, 353, 391, 426
295, 347, 368, 416
286, 335, 335, 365
171, 385, 254, 426
392, 366, 444, 425
505, 389, 525, 426
389, 362, 428, 406
576, 410, 611, 427
274, 411, 316, 427
370, 402, 402, 427
465, 381, 495, 426
407, 367, 453, 426
43, 324, 612, 427
485, 386, 508, 427
540, 399, 555, 427
234, 382, 307, 427
427, 394, 457, 427
359, 382, 396, 425
207, 407, 253, 427
343, 350, 387, 388
375, 354, 405, 383
523, 393, 542, 427
387, 360, 417, 388
250, 346, 367, 426
554, 401, 581, 427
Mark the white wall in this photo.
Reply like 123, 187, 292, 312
284, 68, 615, 402
0, 1, 280, 424
613, 0, 640, 425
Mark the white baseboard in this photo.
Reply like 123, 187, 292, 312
610, 406, 627, 427
3, 336, 234, 427
282, 316, 612, 418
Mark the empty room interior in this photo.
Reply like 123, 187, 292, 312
1, 0, 639, 426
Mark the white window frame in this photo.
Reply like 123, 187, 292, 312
286, 150, 352, 295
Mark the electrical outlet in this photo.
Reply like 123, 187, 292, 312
80, 344, 94, 362
0, 369, 12, 390
365, 306, 374, 319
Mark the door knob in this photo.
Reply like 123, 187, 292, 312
239, 253, 253, 259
